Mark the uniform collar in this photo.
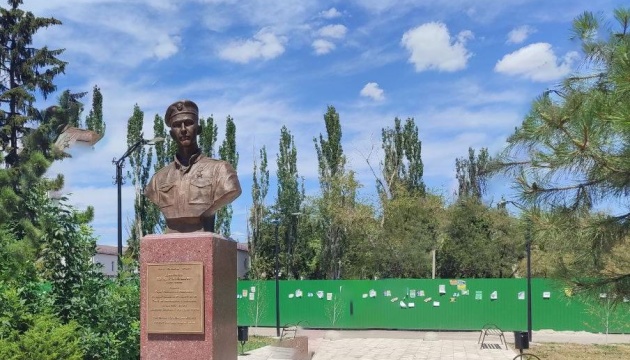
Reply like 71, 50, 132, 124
175, 151, 202, 172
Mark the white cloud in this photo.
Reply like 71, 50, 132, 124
318, 24, 348, 39
218, 28, 287, 63
507, 25, 536, 44
495, 43, 578, 82
312, 39, 336, 55
153, 35, 180, 59
320, 7, 342, 19
401, 22, 473, 72
360, 82, 385, 101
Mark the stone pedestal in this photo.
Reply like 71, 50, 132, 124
140, 233, 236, 360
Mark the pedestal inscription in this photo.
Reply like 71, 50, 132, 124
147, 262, 204, 334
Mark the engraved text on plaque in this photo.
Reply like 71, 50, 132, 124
147, 262, 204, 334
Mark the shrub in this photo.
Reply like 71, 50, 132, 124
0, 314, 83, 360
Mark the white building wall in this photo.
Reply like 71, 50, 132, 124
93, 253, 118, 277
237, 249, 249, 279
93, 245, 249, 278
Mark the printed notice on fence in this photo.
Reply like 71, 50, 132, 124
147, 262, 204, 334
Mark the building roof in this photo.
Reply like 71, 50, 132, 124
236, 242, 248, 252
96, 245, 128, 255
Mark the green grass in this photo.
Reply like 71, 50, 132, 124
238, 335, 277, 354
515, 343, 630, 360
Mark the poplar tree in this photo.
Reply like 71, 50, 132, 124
379, 117, 425, 200
85, 85, 105, 136
147, 113, 174, 233
198, 115, 217, 158
276, 126, 304, 278
373, 117, 434, 278
248, 146, 270, 278
455, 147, 489, 201
125, 105, 153, 259
314, 106, 356, 279
216, 115, 238, 236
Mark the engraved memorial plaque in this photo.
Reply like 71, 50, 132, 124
147, 262, 204, 334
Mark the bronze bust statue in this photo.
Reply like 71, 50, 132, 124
145, 100, 242, 233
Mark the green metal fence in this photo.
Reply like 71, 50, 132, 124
237, 278, 630, 332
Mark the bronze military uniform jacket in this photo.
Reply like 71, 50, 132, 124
145, 153, 241, 233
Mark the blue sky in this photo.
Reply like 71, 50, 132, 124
21, 0, 623, 245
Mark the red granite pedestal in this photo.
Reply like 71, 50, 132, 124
140, 233, 236, 360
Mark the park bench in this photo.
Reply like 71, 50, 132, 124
478, 323, 508, 349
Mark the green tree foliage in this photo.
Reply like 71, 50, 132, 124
275, 126, 304, 278
315, 106, 345, 187
0, 314, 84, 360
314, 106, 354, 279
0, 226, 36, 283
0, 0, 66, 247
438, 199, 522, 278
379, 117, 425, 200
125, 104, 156, 259
380, 193, 445, 278
0, 0, 66, 168
198, 114, 217, 158
85, 85, 105, 136
492, 8, 630, 297
147, 113, 175, 234
56, 90, 86, 128
0, 2, 139, 358
35, 187, 101, 323
217, 115, 238, 236
248, 146, 270, 279
455, 147, 489, 201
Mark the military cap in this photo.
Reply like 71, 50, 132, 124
164, 100, 199, 126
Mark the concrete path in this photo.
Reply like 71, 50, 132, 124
310, 338, 514, 360
238, 328, 630, 360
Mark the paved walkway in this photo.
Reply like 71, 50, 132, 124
238, 329, 630, 360
309, 338, 514, 360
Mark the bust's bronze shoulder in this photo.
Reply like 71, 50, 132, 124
144, 100, 241, 233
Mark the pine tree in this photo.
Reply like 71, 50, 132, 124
0, 0, 66, 168
0, 0, 66, 245
56, 90, 86, 128
493, 8, 630, 297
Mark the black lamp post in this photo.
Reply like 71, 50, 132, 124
271, 218, 281, 337
525, 217, 533, 342
113, 136, 163, 269
498, 199, 533, 342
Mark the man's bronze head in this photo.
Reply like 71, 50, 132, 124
165, 100, 200, 149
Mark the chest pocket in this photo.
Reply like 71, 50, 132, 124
189, 177, 213, 205
158, 182, 177, 208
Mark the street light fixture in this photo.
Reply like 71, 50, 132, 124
113, 136, 164, 269
498, 199, 533, 342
